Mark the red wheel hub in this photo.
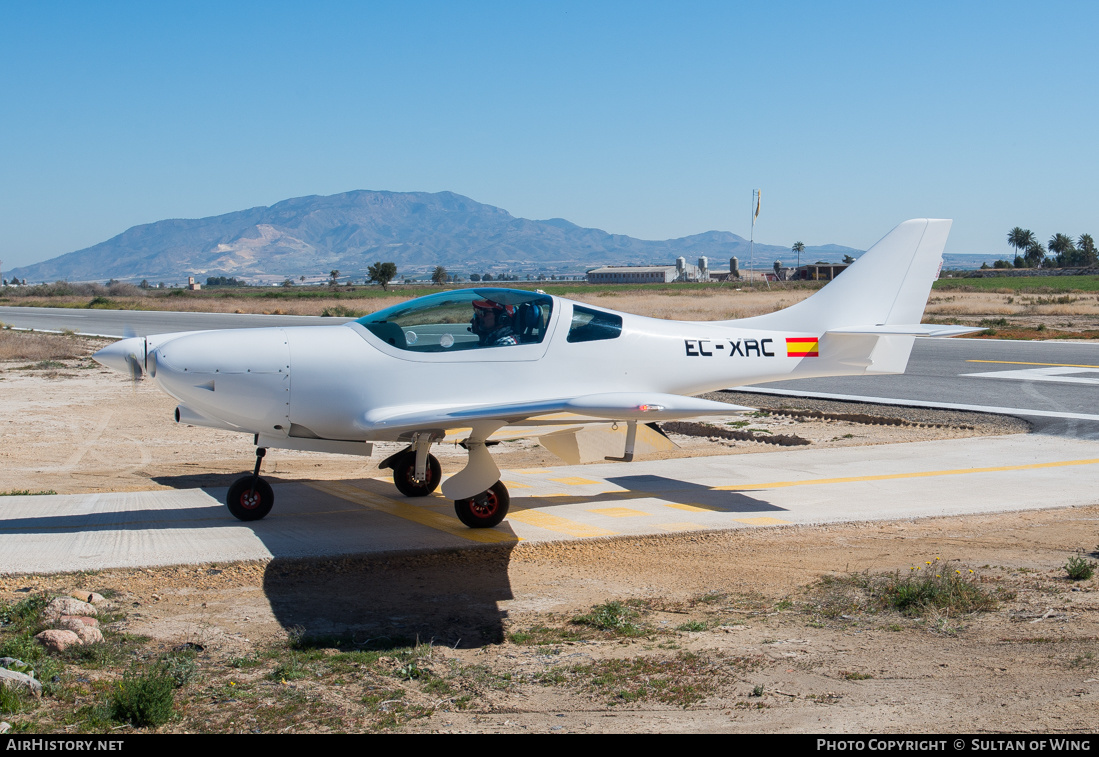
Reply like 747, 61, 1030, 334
469, 491, 498, 518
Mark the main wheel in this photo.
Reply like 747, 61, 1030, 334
454, 481, 510, 528
226, 476, 274, 521
393, 452, 441, 497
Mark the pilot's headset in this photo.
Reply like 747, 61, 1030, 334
470, 299, 514, 334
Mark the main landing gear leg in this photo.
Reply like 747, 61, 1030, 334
227, 446, 274, 521
440, 423, 509, 529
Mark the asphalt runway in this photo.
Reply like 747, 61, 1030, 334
0, 304, 353, 336
1, 305, 1097, 572
743, 337, 1099, 439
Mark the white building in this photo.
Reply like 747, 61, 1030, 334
586, 266, 677, 284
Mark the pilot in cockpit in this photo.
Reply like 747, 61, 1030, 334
471, 299, 519, 346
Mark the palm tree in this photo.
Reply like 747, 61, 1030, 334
1048, 233, 1076, 267
1077, 234, 1097, 266
792, 241, 805, 275
1008, 227, 1035, 260
1024, 241, 1046, 268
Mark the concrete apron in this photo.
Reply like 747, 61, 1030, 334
1, 433, 1097, 573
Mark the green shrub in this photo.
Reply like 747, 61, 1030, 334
0, 684, 33, 716
572, 601, 647, 636
1065, 555, 1096, 581
110, 665, 176, 728
0, 594, 48, 629
320, 305, 362, 318
882, 567, 995, 616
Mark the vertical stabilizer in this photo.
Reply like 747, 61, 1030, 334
726, 219, 951, 332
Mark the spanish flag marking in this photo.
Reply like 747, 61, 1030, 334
786, 337, 819, 358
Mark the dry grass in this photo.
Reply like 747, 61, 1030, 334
6, 289, 816, 321
8, 288, 1099, 332
0, 330, 94, 361
569, 288, 815, 321
926, 292, 1099, 318
4, 295, 408, 317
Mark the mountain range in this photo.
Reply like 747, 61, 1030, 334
9, 189, 874, 284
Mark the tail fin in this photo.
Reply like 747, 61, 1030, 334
729, 219, 952, 332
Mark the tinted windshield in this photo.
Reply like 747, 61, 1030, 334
356, 289, 554, 352
567, 304, 623, 343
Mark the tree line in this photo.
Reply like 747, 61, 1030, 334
994, 228, 1098, 269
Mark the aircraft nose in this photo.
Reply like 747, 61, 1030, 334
151, 328, 292, 433
93, 337, 146, 376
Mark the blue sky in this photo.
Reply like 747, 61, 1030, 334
2, 1, 1096, 269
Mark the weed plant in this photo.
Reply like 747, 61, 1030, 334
319, 305, 364, 318
1064, 554, 1096, 581
110, 664, 176, 728
572, 601, 648, 637
808, 561, 999, 621
882, 565, 996, 616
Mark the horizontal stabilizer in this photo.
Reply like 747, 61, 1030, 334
826, 324, 986, 337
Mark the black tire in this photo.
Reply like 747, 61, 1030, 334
226, 476, 274, 521
393, 452, 441, 497
454, 481, 510, 528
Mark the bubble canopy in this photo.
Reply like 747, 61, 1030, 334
355, 288, 554, 352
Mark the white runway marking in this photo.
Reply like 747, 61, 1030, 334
737, 387, 1099, 422
963, 367, 1099, 385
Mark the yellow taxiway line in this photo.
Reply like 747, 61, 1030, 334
306, 481, 517, 544
715, 458, 1099, 492
966, 359, 1099, 369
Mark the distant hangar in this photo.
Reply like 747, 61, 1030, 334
587, 257, 732, 284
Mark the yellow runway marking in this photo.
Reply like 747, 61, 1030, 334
500, 480, 532, 489
734, 517, 792, 526
306, 481, 517, 544
527, 490, 651, 504
549, 477, 603, 486
588, 507, 650, 518
966, 359, 1099, 369
664, 503, 711, 513
715, 458, 1099, 491
507, 509, 617, 537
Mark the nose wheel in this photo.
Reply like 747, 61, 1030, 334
226, 447, 274, 521
454, 481, 510, 528
392, 451, 441, 498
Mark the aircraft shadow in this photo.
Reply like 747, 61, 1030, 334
261, 546, 516, 650
0, 482, 519, 649
0, 504, 232, 534
597, 474, 787, 513
151, 472, 294, 489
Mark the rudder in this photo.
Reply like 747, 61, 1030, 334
726, 219, 952, 333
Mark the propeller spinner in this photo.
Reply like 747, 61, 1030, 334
93, 336, 147, 382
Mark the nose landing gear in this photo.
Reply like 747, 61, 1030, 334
226, 447, 274, 521
379, 433, 442, 498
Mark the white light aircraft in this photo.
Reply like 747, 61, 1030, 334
95, 219, 975, 528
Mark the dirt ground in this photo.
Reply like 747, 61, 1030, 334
1, 332, 1097, 733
